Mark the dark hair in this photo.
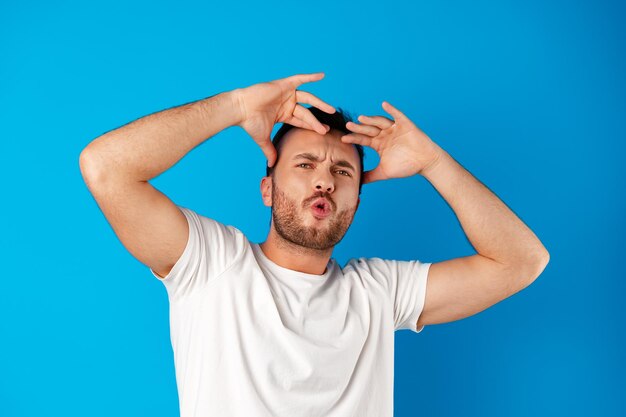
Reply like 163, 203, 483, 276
265, 106, 365, 195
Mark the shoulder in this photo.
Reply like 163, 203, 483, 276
342, 256, 430, 287
177, 205, 249, 272
343, 256, 406, 274
341, 257, 397, 286
180, 206, 246, 241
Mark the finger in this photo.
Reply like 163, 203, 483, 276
296, 90, 336, 114
294, 104, 328, 135
356, 115, 394, 130
286, 72, 325, 87
381, 101, 407, 121
285, 115, 309, 129
296, 72, 326, 84
362, 167, 386, 184
260, 141, 278, 168
345, 121, 381, 137
286, 115, 330, 134
340, 133, 373, 147
285, 116, 321, 132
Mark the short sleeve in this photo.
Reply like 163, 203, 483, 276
150, 206, 246, 300
352, 257, 432, 333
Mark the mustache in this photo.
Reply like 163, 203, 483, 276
305, 192, 334, 210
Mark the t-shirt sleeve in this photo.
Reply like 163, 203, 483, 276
149, 205, 246, 300
354, 257, 432, 333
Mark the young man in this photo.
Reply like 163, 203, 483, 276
79, 72, 549, 417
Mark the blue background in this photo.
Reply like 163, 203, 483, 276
1, 0, 624, 416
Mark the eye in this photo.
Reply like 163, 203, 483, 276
297, 163, 351, 177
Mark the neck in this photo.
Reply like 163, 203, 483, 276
259, 227, 333, 275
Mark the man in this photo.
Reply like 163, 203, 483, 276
79, 72, 549, 417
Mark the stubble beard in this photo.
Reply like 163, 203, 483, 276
271, 181, 356, 251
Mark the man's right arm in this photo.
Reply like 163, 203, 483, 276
79, 72, 335, 279
79, 90, 244, 278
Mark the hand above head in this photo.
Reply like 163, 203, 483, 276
341, 101, 446, 184
233, 72, 336, 168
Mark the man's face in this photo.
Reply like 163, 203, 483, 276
261, 127, 361, 251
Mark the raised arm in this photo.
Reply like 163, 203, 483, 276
79, 73, 336, 278
342, 101, 550, 329
79, 90, 244, 278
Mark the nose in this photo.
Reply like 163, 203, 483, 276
314, 171, 335, 194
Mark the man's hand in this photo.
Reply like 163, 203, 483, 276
234, 72, 336, 168
341, 101, 445, 184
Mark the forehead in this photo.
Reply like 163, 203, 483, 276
280, 127, 360, 165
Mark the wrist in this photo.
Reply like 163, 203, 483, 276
195, 90, 244, 130
229, 88, 247, 127
420, 148, 449, 179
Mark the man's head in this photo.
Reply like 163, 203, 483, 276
260, 106, 365, 251
265, 106, 365, 193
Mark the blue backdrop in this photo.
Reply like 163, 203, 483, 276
1, 0, 624, 416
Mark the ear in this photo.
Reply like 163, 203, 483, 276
260, 176, 272, 207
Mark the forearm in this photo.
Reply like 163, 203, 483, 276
80, 89, 243, 182
421, 150, 549, 266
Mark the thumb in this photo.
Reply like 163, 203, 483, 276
260, 140, 278, 168
362, 167, 386, 184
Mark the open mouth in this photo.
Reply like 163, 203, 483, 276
310, 198, 331, 219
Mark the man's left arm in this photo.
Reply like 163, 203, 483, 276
341, 100, 549, 329
415, 149, 549, 328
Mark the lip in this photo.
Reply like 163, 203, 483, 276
310, 206, 331, 219
309, 198, 332, 219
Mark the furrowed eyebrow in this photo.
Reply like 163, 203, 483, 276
292, 152, 356, 172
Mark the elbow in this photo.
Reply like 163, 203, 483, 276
79, 149, 97, 181
528, 241, 550, 269
536, 246, 550, 269
79, 148, 108, 186
525, 249, 550, 285
507, 247, 550, 289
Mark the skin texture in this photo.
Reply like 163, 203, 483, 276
259, 127, 361, 275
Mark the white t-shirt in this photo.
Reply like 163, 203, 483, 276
151, 206, 431, 417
